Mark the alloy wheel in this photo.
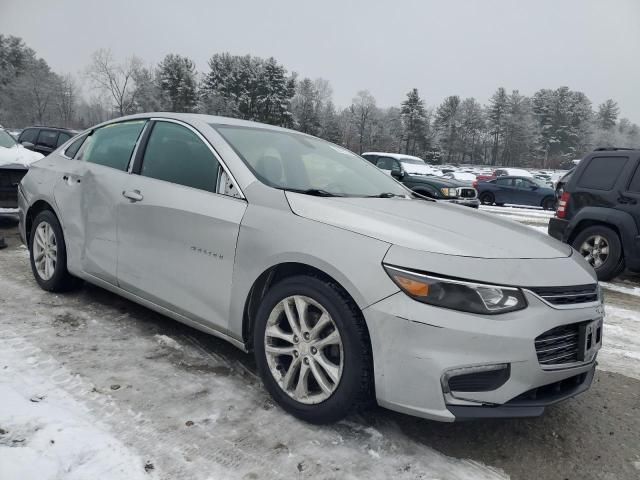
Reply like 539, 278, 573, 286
579, 235, 609, 268
264, 295, 344, 404
33, 221, 57, 280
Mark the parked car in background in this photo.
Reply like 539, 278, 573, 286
361, 152, 442, 176
549, 148, 640, 281
477, 176, 557, 210
363, 152, 478, 207
443, 171, 476, 182
7, 129, 22, 140
18, 113, 602, 423
0, 128, 44, 208
494, 168, 534, 178
17, 126, 78, 156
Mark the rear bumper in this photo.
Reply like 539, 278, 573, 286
548, 217, 570, 242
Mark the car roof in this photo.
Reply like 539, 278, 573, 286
91, 112, 299, 135
361, 152, 425, 162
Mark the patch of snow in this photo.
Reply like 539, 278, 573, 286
0, 339, 153, 480
154, 334, 183, 350
601, 282, 640, 298
599, 305, 640, 380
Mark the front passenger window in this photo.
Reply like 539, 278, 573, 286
140, 121, 220, 193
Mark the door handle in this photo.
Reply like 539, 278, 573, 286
122, 189, 143, 202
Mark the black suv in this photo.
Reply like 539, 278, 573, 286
548, 148, 640, 280
17, 126, 77, 156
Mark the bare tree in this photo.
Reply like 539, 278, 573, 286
85, 49, 141, 117
349, 90, 377, 154
55, 73, 78, 127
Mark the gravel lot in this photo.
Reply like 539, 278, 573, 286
1, 209, 639, 480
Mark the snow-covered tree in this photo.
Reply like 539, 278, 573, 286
596, 99, 619, 130
348, 90, 377, 154
400, 88, 428, 156
434, 95, 461, 162
156, 54, 198, 113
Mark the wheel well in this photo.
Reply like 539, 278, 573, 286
25, 200, 56, 242
568, 220, 622, 248
241, 262, 359, 349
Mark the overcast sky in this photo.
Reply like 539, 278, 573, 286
2, 0, 639, 122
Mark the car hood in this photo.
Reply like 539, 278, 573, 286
0, 145, 44, 168
285, 193, 572, 259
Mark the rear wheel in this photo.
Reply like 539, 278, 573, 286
29, 210, 81, 292
479, 192, 494, 205
542, 196, 556, 211
253, 275, 372, 424
572, 225, 624, 281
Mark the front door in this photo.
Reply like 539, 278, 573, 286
117, 120, 247, 332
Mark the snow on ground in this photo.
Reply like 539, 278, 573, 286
0, 336, 153, 480
483, 203, 640, 380
0, 271, 508, 480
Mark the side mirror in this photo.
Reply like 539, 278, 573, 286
21, 141, 35, 150
530, 185, 538, 190
391, 169, 403, 180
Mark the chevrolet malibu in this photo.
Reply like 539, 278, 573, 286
18, 113, 603, 423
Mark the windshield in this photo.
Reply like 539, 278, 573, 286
0, 130, 16, 148
399, 158, 424, 165
213, 125, 408, 197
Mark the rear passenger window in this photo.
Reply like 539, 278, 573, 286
80, 121, 146, 171
63, 135, 87, 159
19, 129, 38, 144
578, 157, 628, 191
37, 130, 59, 148
56, 132, 71, 147
628, 163, 640, 193
140, 121, 219, 193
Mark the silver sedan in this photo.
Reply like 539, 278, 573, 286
18, 113, 603, 423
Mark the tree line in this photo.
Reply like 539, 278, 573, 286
1, 34, 638, 168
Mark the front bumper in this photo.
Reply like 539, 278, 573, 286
17, 184, 28, 245
440, 198, 480, 209
362, 290, 602, 422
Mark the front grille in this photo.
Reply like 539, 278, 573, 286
535, 322, 588, 365
457, 187, 477, 198
529, 284, 598, 306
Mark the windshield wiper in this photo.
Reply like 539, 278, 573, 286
368, 192, 405, 198
284, 188, 342, 197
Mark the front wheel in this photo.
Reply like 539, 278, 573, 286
479, 192, 495, 205
253, 275, 372, 424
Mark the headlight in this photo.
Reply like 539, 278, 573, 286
384, 265, 527, 315
440, 187, 458, 197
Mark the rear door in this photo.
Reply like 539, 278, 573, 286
619, 156, 640, 231
76, 120, 147, 284
117, 119, 247, 332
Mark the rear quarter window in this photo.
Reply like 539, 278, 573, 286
577, 156, 628, 191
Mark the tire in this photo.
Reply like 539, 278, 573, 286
571, 225, 624, 281
479, 192, 494, 205
29, 210, 81, 292
542, 196, 556, 211
253, 275, 373, 424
